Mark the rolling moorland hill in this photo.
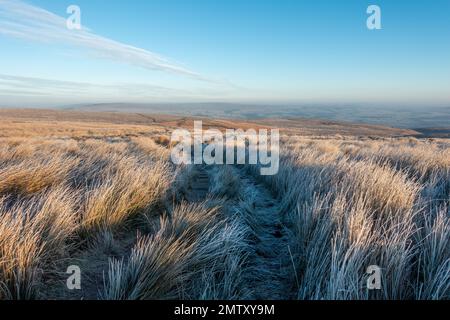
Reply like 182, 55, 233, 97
58, 102, 450, 134
0, 108, 420, 138
0, 108, 448, 300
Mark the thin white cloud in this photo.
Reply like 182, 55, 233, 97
0, 0, 206, 80
0, 73, 250, 107
0, 73, 200, 99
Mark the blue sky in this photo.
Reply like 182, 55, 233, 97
0, 0, 449, 107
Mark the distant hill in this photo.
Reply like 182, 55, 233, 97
58, 102, 450, 130
413, 127, 450, 138
0, 108, 421, 137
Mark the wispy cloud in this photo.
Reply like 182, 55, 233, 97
0, 0, 206, 80
0, 73, 202, 100
0, 73, 251, 107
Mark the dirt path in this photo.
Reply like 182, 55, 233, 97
234, 167, 291, 299
197, 165, 292, 299
186, 166, 210, 202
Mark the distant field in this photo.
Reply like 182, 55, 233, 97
0, 109, 448, 300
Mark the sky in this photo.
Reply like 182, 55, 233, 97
0, 0, 449, 107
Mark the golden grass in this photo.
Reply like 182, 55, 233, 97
0, 116, 448, 300
0, 129, 173, 299
251, 135, 449, 299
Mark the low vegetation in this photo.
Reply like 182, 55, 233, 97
249, 136, 449, 299
0, 114, 448, 300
